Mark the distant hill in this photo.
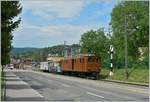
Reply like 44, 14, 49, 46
11, 47, 40, 56
11, 44, 80, 60
46, 44, 80, 56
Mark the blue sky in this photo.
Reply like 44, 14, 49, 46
12, 0, 118, 48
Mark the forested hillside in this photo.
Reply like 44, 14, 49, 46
11, 47, 40, 56
11, 44, 80, 61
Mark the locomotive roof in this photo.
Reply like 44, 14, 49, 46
75, 54, 95, 57
63, 54, 96, 60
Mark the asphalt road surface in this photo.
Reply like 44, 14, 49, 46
9, 70, 149, 101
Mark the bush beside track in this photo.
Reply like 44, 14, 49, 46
99, 68, 149, 84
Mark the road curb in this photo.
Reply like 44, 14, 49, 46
100, 79, 149, 87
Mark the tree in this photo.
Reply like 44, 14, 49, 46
1, 1, 22, 65
110, 1, 149, 66
80, 28, 110, 67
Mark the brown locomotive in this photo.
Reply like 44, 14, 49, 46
60, 54, 100, 79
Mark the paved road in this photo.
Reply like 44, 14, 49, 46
5, 70, 44, 101
8, 70, 149, 101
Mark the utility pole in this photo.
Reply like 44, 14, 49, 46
124, 12, 136, 80
78, 42, 81, 55
64, 41, 67, 58
124, 14, 128, 80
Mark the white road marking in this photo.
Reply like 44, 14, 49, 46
32, 89, 44, 98
61, 83, 70, 87
87, 92, 104, 99
83, 86, 98, 92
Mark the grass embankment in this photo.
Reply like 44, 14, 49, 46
99, 68, 149, 83
33, 65, 41, 71
1, 70, 6, 101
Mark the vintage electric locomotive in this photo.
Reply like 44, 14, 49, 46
60, 54, 100, 79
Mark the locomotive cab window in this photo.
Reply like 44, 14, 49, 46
96, 58, 99, 62
82, 58, 84, 62
88, 57, 95, 62
80, 59, 82, 63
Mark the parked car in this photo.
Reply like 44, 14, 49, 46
8, 64, 14, 70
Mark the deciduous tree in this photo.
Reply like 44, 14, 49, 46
110, 1, 149, 67
80, 28, 109, 67
1, 1, 22, 65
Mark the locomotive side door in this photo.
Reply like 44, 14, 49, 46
72, 59, 74, 70
82, 57, 85, 72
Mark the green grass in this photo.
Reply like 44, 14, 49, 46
33, 65, 41, 71
99, 68, 149, 83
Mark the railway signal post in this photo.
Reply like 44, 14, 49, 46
109, 45, 114, 76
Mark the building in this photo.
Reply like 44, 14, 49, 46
138, 47, 148, 61
47, 55, 64, 62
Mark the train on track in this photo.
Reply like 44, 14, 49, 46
40, 54, 101, 79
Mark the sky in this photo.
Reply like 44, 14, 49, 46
12, 0, 118, 48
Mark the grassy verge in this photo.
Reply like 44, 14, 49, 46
99, 68, 149, 83
1, 70, 6, 101
32, 65, 41, 71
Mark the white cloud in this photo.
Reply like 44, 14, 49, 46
22, 0, 115, 19
22, 0, 86, 19
40, 24, 98, 37
39, 23, 99, 45
13, 22, 99, 47
13, 0, 117, 47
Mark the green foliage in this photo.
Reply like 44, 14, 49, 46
110, 1, 149, 68
47, 45, 65, 56
1, 1, 22, 65
11, 47, 39, 56
46, 44, 80, 56
80, 28, 110, 67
